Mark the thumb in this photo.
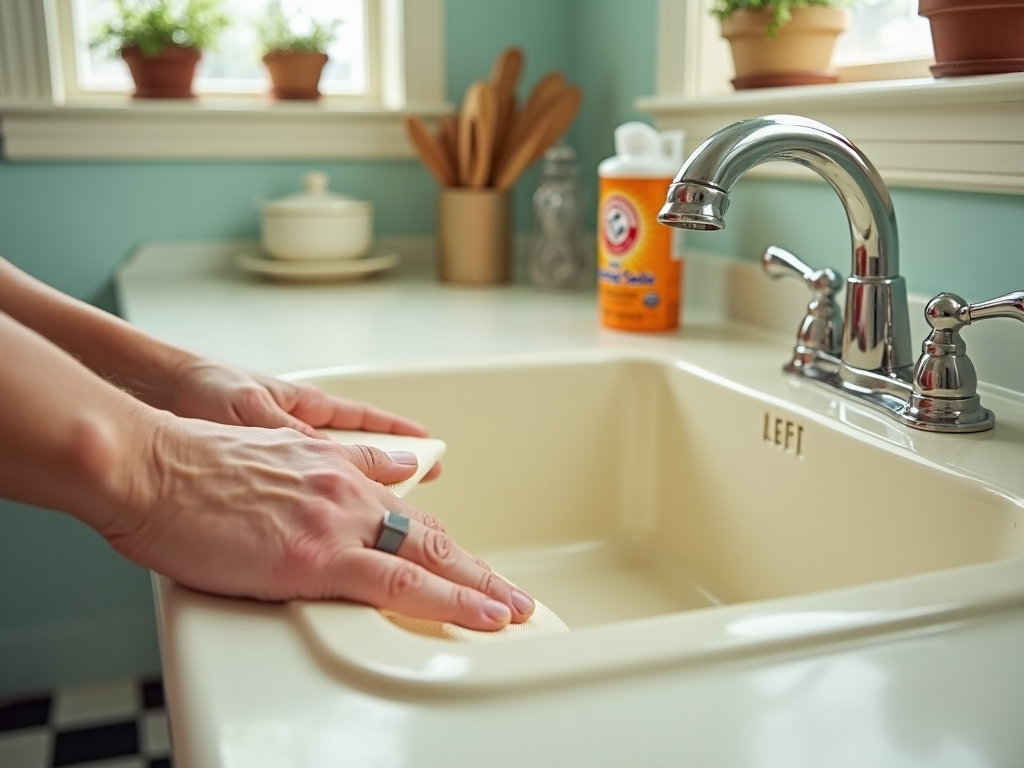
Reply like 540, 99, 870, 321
338, 444, 419, 485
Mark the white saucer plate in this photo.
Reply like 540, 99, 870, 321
235, 249, 400, 283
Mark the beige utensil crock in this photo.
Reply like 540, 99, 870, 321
438, 188, 512, 284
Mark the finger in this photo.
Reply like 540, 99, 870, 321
232, 386, 320, 437
283, 385, 430, 437
332, 548, 513, 631
421, 462, 442, 482
390, 516, 535, 623
337, 444, 419, 486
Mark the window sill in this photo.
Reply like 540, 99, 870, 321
637, 73, 1024, 195
0, 98, 452, 161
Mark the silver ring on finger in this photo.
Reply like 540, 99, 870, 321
374, 510, 410, 555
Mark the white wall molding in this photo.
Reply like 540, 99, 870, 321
638, 74, 1024, 195
646, 1, 1024, 196
0, 101, 450, 160
0, 0, 450, 160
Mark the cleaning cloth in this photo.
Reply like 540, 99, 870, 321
323, 429, 570, 641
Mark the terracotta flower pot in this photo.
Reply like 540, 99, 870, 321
262, 51, 329, 100
721, 7, 849, 89
120, 45, 202, 99
919, 0, 1024, 77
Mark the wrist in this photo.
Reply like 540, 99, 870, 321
128, 344, 199, 414
70, 399, 173, 538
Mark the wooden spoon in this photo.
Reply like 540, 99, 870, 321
495, 71, 566, 174
494, 85, 582, 190
528, 85, 582, 165
490, 47, 523, 172
457, 80, 498, 189
437, 114, 459, 180
403, 115, 457, 187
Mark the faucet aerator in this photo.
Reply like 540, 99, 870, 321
657, 182, 728, 231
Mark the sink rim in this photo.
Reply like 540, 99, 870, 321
283, 346, 1024, 695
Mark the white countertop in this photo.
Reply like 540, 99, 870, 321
117, 239, 1024, 768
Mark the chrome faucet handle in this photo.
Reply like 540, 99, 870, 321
899, 291, 1024, 432
762, 245, 843, 373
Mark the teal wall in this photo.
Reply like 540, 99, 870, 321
1, 0, 1021, 696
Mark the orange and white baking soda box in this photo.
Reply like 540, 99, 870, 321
597, 122, 686, 332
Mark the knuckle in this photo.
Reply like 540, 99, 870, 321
307, 467, 363, 502
353, 443, 389, 469
446, 586, 474, 619
236, 385, 271, 411
275, 501, 342, 585
421, 529, 457, 569
385, 562, 425, 600
419, 512, 444, 532
475, 569, 503, 597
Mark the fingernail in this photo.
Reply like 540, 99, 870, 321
510, 590, 535, 616
483, 599, 511, 624
387, 451, 417, 466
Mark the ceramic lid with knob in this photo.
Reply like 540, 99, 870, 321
261, 171, 372, 218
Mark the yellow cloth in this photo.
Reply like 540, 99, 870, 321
323, 429, 571, 641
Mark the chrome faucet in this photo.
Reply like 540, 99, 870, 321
658, 115, 1023, 433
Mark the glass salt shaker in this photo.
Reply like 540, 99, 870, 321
528, 144, 587, 290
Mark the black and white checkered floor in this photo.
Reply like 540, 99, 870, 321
0, 677, 171, 768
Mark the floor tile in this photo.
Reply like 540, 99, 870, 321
0, 728, 49, 768
72, 758, 145, 768
140, 680, 165, 711
53, 721, 139, 767
0, 696, 51, 732
54, 678, 139, 728
140, 711, 170, 756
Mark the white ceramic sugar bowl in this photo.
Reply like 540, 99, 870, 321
260, 172, 373, 261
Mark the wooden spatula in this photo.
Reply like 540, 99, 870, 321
490, 47, 524, 177
457, 80, 498, 189
404, 115, 457, 187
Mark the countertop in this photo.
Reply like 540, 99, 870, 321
116, 239, 1024, 768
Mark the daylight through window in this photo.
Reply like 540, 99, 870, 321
834, 0, 933, 65
69, 0, 369, 96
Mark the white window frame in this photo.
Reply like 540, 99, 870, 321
53, 0, 383, 103
642, 0, 1024, 195
0, 0, 449, 160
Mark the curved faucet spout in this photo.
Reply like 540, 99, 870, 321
658, 114, 913, 378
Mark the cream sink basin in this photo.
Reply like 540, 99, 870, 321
285, 350, 1024, 691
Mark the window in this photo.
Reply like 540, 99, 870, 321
834, 0, 934, 82
834, 0, 933, 66
63, 0, 373, 100
0, 0, 448, 160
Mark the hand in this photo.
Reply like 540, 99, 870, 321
167, 357, 440, 480
106, 414, 535, 631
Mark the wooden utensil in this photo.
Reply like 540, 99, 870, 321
528, 85, 582, 164
490, 47, 523, 172
437, 114, 459, 179
495, 71, 566, 174
404, 115, 458, 187
493, 84, 582, 190
457, 80, 498, 189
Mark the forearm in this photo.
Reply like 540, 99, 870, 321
0, 256, 197, 411
0, 309, 162, 533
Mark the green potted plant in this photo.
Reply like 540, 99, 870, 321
91, 0, 230, 99
918, 0, 1024, 78
709, 0, 851, 89
256, 1, 340, 100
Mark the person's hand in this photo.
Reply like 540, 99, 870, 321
103, 413, 534, 631
166, 357, 441, 481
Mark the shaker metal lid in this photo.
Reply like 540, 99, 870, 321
261, 171, 371, 217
